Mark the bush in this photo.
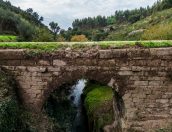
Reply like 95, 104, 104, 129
0, 70, 32, 132
0, 98, 21, 131
71, 35, 88, 42
33, 28, 53, 42
17, 19, 35, 41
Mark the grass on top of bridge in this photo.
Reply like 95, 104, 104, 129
0, 41, 172, 52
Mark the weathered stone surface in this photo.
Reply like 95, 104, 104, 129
38, 60, 51, 66
0, 47, 172, 132
0, 49, 25, 60
53, 59, 66, 66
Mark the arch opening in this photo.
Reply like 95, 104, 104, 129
43, 78, 125, 132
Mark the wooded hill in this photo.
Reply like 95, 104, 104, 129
0, 0, 52, 41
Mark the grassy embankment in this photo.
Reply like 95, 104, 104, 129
0, 41, 171, 52
107, 8, 172, 40
83, 83, 114, 131
0, 35, 17, 42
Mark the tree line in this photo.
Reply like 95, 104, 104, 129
71, 0, 172, 31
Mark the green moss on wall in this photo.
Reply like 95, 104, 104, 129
83, 82, 114, 132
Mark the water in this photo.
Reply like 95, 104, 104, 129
69, 79, 88, 132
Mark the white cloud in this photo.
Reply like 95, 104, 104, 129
9, 0, 157, 29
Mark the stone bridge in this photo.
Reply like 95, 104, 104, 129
0, 47, 172, 131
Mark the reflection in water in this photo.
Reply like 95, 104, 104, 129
69, 79, 88, 132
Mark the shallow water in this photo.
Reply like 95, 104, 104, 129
69, 79, 88, 132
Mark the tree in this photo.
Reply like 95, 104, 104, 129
26, 8, 33, 14
39, 16, 44, 22
49, 21, 60, 40
33, 28, 53, 42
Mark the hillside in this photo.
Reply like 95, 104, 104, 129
0, 0, 52, 41
60, 0, 172, 41
106, 8, 172, 41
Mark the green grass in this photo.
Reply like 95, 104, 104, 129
84, 83, 113, 114
0, 35, 17, 42
106, 8, 172, 41
83, 83, 114, 131
0, 41, 171, 52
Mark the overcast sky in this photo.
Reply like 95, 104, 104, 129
9, 0, 157, 29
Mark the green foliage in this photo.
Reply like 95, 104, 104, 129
0, 41, 172, 53
84, 83, 113, 113
106, 7, 172, 41
92, 30, 109, 41
0, 70, 32, 132
0, 1, 51, 41
33, 28, 53, 42
83, 82, 114, 131
0, 98, 21, 132
44, 85, 76, 131
142, 22, 172, 40
49, 21, 60, 40
0, 0, 44, 27
0, 35, 17, 42
62, 0, 172, 41
0, 7, 36, 41
0, 69, 56, 132
17, 19, 35, 41
0, 42, 66, 51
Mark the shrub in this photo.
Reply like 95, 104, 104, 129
71, 35, 88, 42
33, 28, 53, 42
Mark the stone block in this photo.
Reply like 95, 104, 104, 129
53, 59, 66, 66
27, 67, 40, 72
149, 81, 163, 86
48, 67, 61, 72
38, 60, 51, 66
112, 49, 127, 57
0, 49, 25, 60
170, 109, 172, 115
99, 50, 113, 58
134, 81, 148, 86
132, 66, 150, 72
21, 60, 37, 66
118, 71, 133, 75
120, 67, 131, 71
156, 99, 169, 104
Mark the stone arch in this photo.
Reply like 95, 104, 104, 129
42, 68, 128, 131
43, 67, 128, 107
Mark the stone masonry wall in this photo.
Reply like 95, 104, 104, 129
0, 47, 172, 131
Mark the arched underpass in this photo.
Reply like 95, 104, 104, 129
44, 78, 124, 132
0, 47, 172, 131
